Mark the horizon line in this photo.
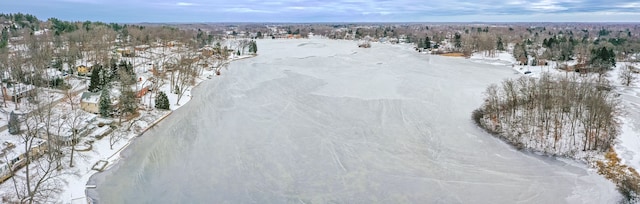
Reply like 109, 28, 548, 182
129, 21, 640, 24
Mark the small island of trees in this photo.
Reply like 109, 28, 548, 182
473, 74, 618, 157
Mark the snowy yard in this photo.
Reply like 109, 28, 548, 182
0, 40, 257, 203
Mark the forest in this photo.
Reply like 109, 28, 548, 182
473, 74, 619, 158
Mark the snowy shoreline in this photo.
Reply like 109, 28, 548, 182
78, 39, 621, 203
70, 55, 256, 204
459, 50, 640, 201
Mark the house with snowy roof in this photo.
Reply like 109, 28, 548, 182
37, 110, 96, 145
2, 83, 35, 102
80, 92, 101, 114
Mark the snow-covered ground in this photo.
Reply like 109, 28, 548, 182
55, 109, 171, 203
56, 52, 255, 203
469, 51, 640, 182
609, 62, 640, 171
469, 51, 515, 66
0, 87, 172, 203
92, 39, 618, 203
0, 40, 256, 203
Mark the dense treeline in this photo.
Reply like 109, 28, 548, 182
0, 13, 40, 30
317, 23, 638, 72
473, 74, 619, 158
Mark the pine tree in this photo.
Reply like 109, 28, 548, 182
454, 33, 462, 50
253, 41, 257, 53
513, 43, 520, 59
590, 47, 616, 71
0, 28, 8, 49
99, 88, 112, 117
88, 65, 101, 92
127, 62, 133, 74
424, 37, 431, 49
119, 87, 137, 115
8, 111, 19, 135
155, 91, 170, 110
248, 40, 258, 54
496, 37, 505, 51
100, 65, 111, 87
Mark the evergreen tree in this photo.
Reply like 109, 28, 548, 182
248, 40, 258, 54
100, 64, 111, 87
155, 91, 170, 110
496, 37, 505, 51
0, 28, 8, 49
424, 37, 431, 49
99, 88, 112, 117
513, 43, 528, 65
119, 87, 137, 115
8, 111, 19, 135
253, 41, 257, 53
88, 65, 101, 92
590, 47, 616, 71
454, 33, 462, 50
522, 43, 528, 64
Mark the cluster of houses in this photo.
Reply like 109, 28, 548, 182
0, 41, 163, 184
222, 26, 305, 39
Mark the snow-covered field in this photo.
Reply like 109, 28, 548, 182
91, 39, 618, 203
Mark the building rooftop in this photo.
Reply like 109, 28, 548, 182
80, 92, 101, 104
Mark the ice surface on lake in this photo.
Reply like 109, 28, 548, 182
93, 39, 619, 203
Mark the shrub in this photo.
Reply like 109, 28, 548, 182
471, 108, 484, 126
155, 91, 170, 110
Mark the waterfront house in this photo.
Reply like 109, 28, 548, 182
80, 91, 101, 114
2, 83, 35, 102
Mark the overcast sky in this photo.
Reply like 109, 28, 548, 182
3, 0, 640, 23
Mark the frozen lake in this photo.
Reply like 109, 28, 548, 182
92, 39, 618, 203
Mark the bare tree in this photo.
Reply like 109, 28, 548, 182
620, 65, 636, 86
109, 125, 126, 150
208, 43, 231, 75
63, 90, 87, 167
477, 33, 496, 57
9, 89, 64, 204
173, 53, 198, 105
237, 39, 251, 55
